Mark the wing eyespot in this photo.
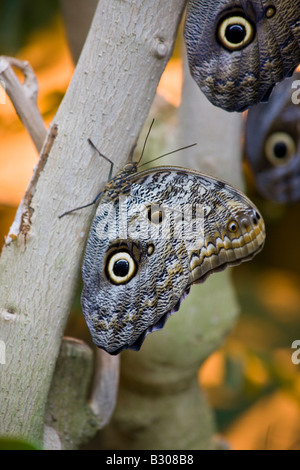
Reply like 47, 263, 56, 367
265, 6, 276, 19
227, 220, 239, 233
217, 12, 255, 51
147, 204, 165, 224
147, 243, 155, 256
106, 250, 137, 285
264, 132, 296, 166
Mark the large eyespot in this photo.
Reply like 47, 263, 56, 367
217, 13, 255, 51
147, 204, 165, 224
106, 250, 137, 284
227, 220, 239, 233
264, 132, 296, 166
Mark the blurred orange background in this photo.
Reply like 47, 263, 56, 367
1, 6, 300, 451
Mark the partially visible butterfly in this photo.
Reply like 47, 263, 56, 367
61, 134, 266, 355
184, 0, 300, 112
245, 72, 300, 203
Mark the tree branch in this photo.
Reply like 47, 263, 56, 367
44, 338, 120, 449
1, 52, 119, 448
0, 56, 47, 152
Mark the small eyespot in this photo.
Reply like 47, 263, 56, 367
217, 13, 255, 51
147, 243, 155, 256
227, 220, 239, 233
106, 250, 137, 284
251, 211, 260, 225
265, 6, 276, 18
264, 132, 296, 166
147, 205, 164, 224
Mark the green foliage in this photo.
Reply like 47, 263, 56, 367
0, 0, 59, 54
0, 436, 40, 450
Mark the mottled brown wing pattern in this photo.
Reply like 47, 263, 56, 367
81, 166, 265, 355
245, 72, 300, 203
184, 0, 300, 112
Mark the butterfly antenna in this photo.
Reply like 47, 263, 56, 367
138, 142, 197, 169
88, 138, 114, 181
59, 138, 112, 218
58, 191, 103, 218
138, 118, 155, 164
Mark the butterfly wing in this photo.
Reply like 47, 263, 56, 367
245, 72, 300, 203
81, 168, 265, 354
184, 0, 300, 112
81, 173, 192, 354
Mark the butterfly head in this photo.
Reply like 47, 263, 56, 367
122, 161, 139, 174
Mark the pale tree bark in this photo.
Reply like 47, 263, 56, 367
0, 0, 186, 448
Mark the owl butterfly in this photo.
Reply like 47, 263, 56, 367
184, 0, 300, 112
245, 72, 300, 203
77, 147, 265, 355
